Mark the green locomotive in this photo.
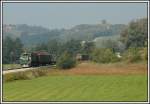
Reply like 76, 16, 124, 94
19, 51, 56, 67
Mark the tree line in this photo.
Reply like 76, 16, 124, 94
3, 18, 147, 67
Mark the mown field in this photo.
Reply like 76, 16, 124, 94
3, 62, 148, 101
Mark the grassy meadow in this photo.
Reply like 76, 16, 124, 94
3, 62, 148, 101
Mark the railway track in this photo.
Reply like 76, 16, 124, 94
2, 65, 53, 74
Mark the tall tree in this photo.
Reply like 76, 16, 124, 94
62, 39, 82, 56
3, 36, 14, 63
47, 39, 60, 55
13, 38, 23, 61
121, 18, 147, 49
3, 37, 23, 64
34, 43, 48, 51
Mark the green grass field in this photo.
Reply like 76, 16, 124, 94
3, 75, 147, 101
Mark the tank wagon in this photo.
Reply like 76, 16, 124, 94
19, 51, 56, 67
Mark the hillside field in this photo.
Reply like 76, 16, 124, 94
3, 62, 147, 101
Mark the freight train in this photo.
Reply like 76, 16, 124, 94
19, 51, 56, 67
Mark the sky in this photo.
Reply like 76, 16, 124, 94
3, 3, 147, 29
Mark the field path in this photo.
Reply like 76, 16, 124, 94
3, 67, 34, 74
3, 66, 51, 74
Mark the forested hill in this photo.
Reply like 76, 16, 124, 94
3, 24, 63, 46
3, 23, 126, 46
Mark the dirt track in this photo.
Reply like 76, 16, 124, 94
3, 67, 34, 74
3, 65, 51, 74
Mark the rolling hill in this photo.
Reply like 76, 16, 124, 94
3, 23, 126, 46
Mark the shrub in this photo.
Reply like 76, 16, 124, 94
91, 48, 120, 63
56, 51, 76, 69
3, 72, 31, 82
3, 73, 15, 82
123, 48, 142, 63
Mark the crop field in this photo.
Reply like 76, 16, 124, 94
3, 62, 147, 101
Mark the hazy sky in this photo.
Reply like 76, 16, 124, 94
3, 3, 147, 29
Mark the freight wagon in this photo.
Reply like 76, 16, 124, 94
76, 54, 89, 61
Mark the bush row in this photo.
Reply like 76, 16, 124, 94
91, 47, 147, 64
91, 48, 120, 63
122, 47, 147, 63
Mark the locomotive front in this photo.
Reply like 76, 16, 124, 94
19, 53, 31, 67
